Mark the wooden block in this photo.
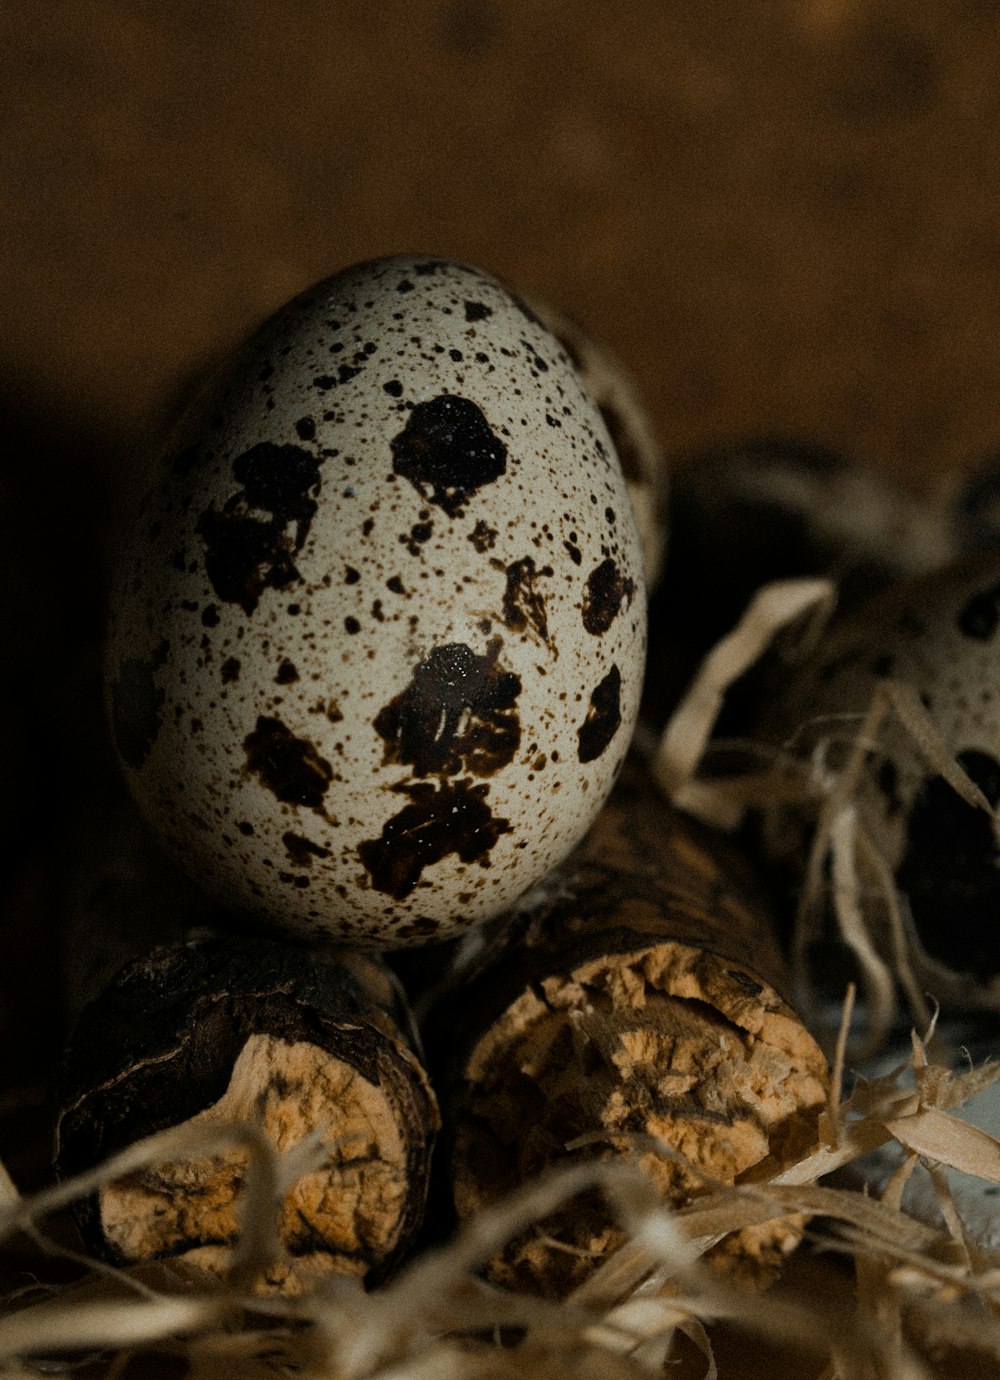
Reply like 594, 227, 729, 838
54, 935, 439, 1293
430, 760, 829, 1296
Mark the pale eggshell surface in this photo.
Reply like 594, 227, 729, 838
107, 256, 647, 946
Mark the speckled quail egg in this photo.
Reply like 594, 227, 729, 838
754, 549, 1000, 1006
106, 255, 647, 947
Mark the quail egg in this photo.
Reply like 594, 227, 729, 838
106, 255, 647, 946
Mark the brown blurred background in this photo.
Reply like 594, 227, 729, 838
8, 0, 1000, 483
4, 0, 1000, 1169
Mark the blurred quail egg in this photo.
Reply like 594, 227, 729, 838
107, 255, 647, 946
755, 549, 1000, 1006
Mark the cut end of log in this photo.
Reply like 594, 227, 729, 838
55, 938, 440, 1294
97, 1033, 412, 1293
451, 940, 828, 1296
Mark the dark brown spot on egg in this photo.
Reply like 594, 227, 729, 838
464, 300, 492, 322
243, 716, 333, 812
468, 519, 497, 552
196, 442, 322, 615
898, 749, 1000, 978
275, 658, 299, 684
358, 778, 511, 899
402, 520, 433, 556
581, 558, 634, 635
221, 657, 240, 684
390, 395, 507, 517
282, 830, 332, 867
958, 581, 1000, 640
577, 664, 622, 762
312, 698, 343, 723
374, 636, 521, 779
110, 640, 170, 768
313, 363, 364, 390
501, 556, 550, 643
522, 339, 549, 373
201, 604, 219, 627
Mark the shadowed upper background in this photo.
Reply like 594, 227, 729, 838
5, 0, 1000, 483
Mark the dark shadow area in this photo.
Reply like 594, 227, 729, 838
0, 393, 115, 1187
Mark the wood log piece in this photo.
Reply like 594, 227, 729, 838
429, 760, 829, 1297
54, 935, 440, 1293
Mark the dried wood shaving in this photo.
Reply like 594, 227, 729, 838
1, 1010, 998, 1378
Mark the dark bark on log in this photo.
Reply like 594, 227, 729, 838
55, 934, 439, 1293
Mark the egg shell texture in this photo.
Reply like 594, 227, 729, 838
526, 299, 668, 589
107, 256, 647, 946
757, 550, 1000, 981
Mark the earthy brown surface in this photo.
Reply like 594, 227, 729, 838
5, 1, 1000, 489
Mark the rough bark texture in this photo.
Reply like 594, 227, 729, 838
54, 936, 440, 1293
429, 760, 829, 1296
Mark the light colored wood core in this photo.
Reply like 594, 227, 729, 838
453, 940, 828, 1295
99, 1033, 409, 1293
